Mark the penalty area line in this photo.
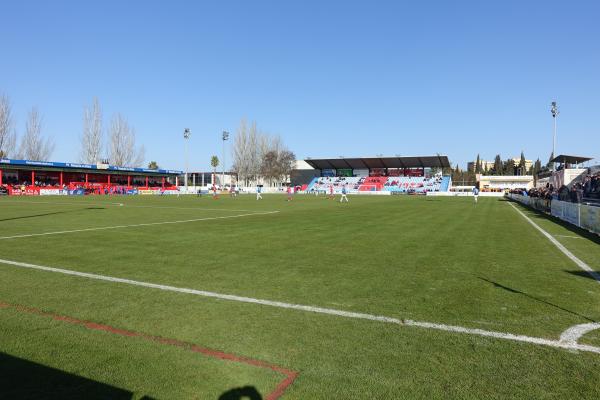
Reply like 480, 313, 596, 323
1, 257, 599, 356
507, 201, 600, 284
0, 301, 298, 400
0, 211, 279, 240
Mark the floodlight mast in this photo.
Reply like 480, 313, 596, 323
184, 128, 191, 193
551, 102, 559, 171
222, 131, 229, 189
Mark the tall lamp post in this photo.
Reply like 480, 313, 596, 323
551, 101, 559, 171
184, 128, 191, 193
222, 131, 229, 188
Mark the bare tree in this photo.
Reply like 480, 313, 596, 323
107, 113, 144, 167
80, 97, 103, 164
18, 107, 54, 161
278, 150, 296, 183
231, 118, 296, 187
0, 94, 16, 158
248, 121, 261, 182
269, 134, 283, 155
231, 119, 276, 186
260, 150, 279, 186
231, 119, 251, 185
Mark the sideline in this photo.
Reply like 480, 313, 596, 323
507, 201, 600, 284
1, 257, 599, 355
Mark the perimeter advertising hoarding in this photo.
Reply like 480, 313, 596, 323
161, 189, 180, 195
511, 194, 599, 235
138, 189, 158, 195
581, 205, 600, 235
551, 201, 580, 226
39, 189, 63, 195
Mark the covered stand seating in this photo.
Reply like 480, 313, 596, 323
305, 155, 451, 193
0, 158, 182, 195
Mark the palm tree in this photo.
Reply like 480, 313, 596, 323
211, 155, 220, 172
211, 156, 219, 186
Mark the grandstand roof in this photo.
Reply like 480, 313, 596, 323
304, 155, 450, 170
550, 154, 593, 165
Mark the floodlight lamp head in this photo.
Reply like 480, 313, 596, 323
222, 131, 230, 141
183, 128, 191, 139
550, 102, 559, 118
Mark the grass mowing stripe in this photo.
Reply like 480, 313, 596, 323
0, 211, 279, 240
507, 201, 600, 284
0, 301, 298, 400
2, 256, 600, 356
0, 198, 274, 213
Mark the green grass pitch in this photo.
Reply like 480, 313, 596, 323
1, 194, 599, 399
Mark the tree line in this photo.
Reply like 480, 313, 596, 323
230, 119, 296, 186
450, 151, 554, 186
1, 92, 297, 180
0, 93, 145, 167
0, 94, 54, 161
471, 152, 544, 176
78, 98, 145, 167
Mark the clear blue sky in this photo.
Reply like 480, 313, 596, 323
1, 0, 598, 171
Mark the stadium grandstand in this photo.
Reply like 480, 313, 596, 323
0, 158, 181, 195
301, 155, 452, 194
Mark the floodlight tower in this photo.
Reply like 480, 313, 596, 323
222, 131, 229, 189
551, 101, 559, 171
184, 128, 191, 193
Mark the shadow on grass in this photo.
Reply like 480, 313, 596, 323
0, 351, 263, 399
219, 386, 262, 399
564, 270, 600, 282
0, 207, 105, 223
0, 352, 134, 399
477, 276, 597, 322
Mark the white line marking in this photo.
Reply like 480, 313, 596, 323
406, 320, 599, 354
107, 204, 269, 213
0, 211, 279, 240
554, 235, 582, 239
508, 202, 600, 284
1, 257, 599, 355
559, 323, 600, 345
0, 199, 265, 213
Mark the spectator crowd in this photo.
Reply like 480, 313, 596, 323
509, 169, 600, 205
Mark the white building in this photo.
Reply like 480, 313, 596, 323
477, 174, 534, 192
